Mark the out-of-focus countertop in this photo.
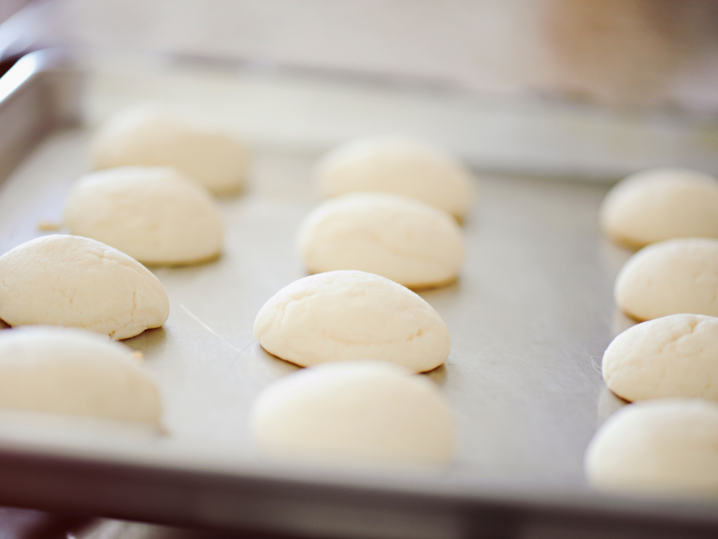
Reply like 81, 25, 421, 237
2, 0, 718, 113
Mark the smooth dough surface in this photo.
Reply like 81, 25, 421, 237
314, 137, 475, 219
250, 361, 455, 465
0, 327, 162, 425
615, 238, 718, 321
297, 193, 464, 288
254, 270, 451, 372
0, 235, 169, 340
600, 168, 718, 247
585, 399, 718, 494
64, 167, 223, 265
603, 314, 718, 402
90, 105, 250, 195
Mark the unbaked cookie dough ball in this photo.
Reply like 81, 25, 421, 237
90, 105, 250, 195
297, 193, 464, 288
600, 168, 718, 247
0, 327, 162, 426
615, 238, 718, 321
314, 137, 475, 220
0, 235, 169, 340
254, 270, 451, 372
250, 361, 455, 466
64, 167, 223, 265
585, 399, 718, 494
603, 314, 718, 402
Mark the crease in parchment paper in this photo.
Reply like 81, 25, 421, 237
179, 303, 247, 354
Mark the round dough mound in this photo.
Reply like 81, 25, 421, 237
90, 105, 250, 195
584, 399, 718, 494
603, 314, 718, 402
250, 361, 455, 465
600, 168, 718, 247
64, 167, 223, 265
0, 235, 169, 340
0, 327, 162, 425
297, 193, 464, 288
254, 270, 451, 372
314, 137, 475, 219
615, 238, 718, 321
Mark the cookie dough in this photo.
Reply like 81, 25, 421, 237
64, 167, 223, 265
90, 105, 250, 195
585, 399, 718, 494
600, 168, 718, 247
250, 361, 455, 465
254, 270, 451, 372
603, 314, 718, 402
0, 327, 162, 425
297, 193, 464, 288
314, 137, 475, 220
614, 238, 718, 321
0, 235, 169, 340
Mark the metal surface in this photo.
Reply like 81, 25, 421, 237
0, 50, 717, 538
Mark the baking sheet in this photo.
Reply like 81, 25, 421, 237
0, 50, 717, 537
0, 105, 623, 485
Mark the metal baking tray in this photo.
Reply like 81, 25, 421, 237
1, 49, 718, 539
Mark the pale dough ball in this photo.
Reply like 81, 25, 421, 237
64, 167, 223, 265
603, 314, 718, 402
314, 137, 475, 219
600, 168, 718, 247
0, 327, 162, 426
585, 399, 718, 494
90, 105, 250, 195
254, 270, 451, 372
297, 193, 464, 288
0, 235, 169, 340
250, 361, 455, 465
615, 238, 718, 321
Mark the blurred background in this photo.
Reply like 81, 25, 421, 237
2, 0, 718, 112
